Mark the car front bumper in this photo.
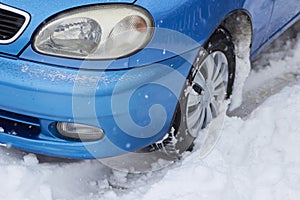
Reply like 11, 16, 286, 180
0, 49, 197, 159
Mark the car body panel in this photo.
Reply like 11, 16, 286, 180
132, 0, 242, 67
268, 0, 300, 38
242, 0, 274, 52
20, 0, 244, 70
251, 10, 300, 59
19, 0, 278, 69
0, 43, 197, 158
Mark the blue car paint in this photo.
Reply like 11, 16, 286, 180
19, 0, 284, 69
242, 0, 274, 53
0, 42, 197, 158
20, 0, 242, 70
268, 0, 300, 38
0, 0, 299, 158
251, 11, 300, 59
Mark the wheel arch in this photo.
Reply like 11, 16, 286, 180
218, 9, 253, 110
219, 9, 253, 57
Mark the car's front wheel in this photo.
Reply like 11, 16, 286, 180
148, 27, 236, 160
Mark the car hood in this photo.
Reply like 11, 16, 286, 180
0, 0, 134, 56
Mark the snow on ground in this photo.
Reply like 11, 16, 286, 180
0, 23, 299, 200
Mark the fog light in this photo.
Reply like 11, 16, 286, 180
56, 122, 104, 141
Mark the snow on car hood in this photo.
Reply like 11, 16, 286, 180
0, 0, 134, 56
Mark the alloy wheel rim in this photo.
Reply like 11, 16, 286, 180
186, 51, 229, 138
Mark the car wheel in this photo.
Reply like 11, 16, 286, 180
146, 27, 236, 159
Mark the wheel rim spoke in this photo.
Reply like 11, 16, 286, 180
199, 107, 206, 129
190, 108, 205, 135
193, 70, 206, 89
187, 90, 201, 107
210, 99, 219, 117
203, 59, 215, 81
186, 51, 229, 137
213, 52, 228, 81
214, 74, 224, 87
212, 85, 226, 98
187, 103, 203, 129
204, 105, 213, 126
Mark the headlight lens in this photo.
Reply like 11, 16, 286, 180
33, 4, 154, 60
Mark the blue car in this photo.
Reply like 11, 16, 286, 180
0, 0, 299, 165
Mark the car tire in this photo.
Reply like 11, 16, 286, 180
146, 27, 236, 159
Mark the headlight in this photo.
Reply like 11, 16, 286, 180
33, 4, 154, 60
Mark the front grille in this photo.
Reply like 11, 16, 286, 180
0, 109, 41, 139
0, 4, 30, 44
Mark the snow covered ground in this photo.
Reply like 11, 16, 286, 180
0, 22, 300, 200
